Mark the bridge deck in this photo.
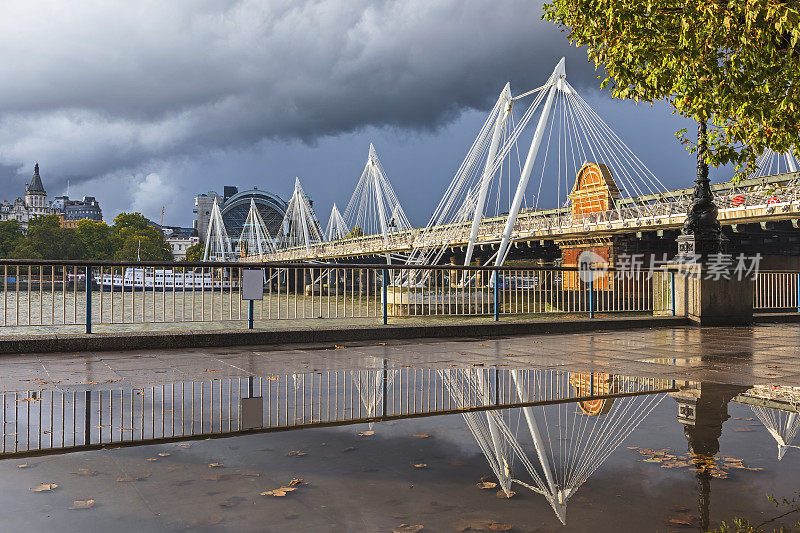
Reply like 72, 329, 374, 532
257, 172, 800, 262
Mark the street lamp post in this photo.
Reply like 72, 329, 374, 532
676, 121, 726, 259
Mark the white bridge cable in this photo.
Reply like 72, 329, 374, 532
325, 203, 348, 241
203, 198, 234, 261
405, 58, 673, 268
748, 149, 800, 179
750, 402, 800, 460
438, 369, 666, 524
238, 198, 277, 258
352, 362, 397, 430
280, 177, 323, 252
343, 143, 412, 242
565, 85, 675, 204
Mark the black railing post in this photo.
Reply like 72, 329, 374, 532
248, 299, 254, 329
382, 268, 388, 325
85, 265, 92, 334
493, 270, 499, 322
588, 269, 595, 319
382, 358, 388, 417
84, 390, 92, 445
671, 271, 676, 316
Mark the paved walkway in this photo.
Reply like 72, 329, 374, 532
1, 323, 799, 392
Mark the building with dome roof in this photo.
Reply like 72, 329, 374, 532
194, 185, 287, 244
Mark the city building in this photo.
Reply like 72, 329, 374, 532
0, 164, 104, 231
0, 163, 54, 231
194, 186, 287, 244
53, 195, 103, 228
148, 221, 199, 261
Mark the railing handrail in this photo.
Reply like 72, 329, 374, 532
0, 258, 644, 273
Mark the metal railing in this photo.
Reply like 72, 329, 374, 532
0, 260, 674, 334
0, 367, 675, 457
754, 271, 800, 312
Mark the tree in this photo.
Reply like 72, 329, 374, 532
11, 215, 83, 260
110, 212, 172, 261
542, 1, 800, 175
74, 219, 113, 260
0, 220, 23, 258
111, 212, 152, 236
346, 226, 364, 239
183, 242, 204, 262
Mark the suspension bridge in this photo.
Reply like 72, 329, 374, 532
201, 58, 800, 265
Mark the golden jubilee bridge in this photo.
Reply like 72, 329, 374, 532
195, 58, 800, 266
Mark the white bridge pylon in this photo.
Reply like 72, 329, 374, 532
238, 198, 277, 258
203, 198, 234, 261
343, 143, 411, 244
439, 368, 664, 524
409, 57, 672, 268
748, 149, 799, 179
325, 203, 348, 241
748, 386, 800, 460
352, 359, 397, 430
280, 178, 323, 252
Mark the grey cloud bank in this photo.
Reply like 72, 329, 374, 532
0, 0, 698, 226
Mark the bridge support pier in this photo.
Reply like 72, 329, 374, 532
670, 265, 753, 326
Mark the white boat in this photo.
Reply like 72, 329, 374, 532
93, 267, 236, 291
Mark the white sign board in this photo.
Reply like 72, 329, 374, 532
242, 269, 264, 300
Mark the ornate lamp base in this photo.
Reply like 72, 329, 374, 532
676, 232, 727, 260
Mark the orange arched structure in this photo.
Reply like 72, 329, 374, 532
568, 162, 620, 216
569, 372, 616, 416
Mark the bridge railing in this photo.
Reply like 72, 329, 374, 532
264, 182, 800, 262
754, 271, 800, 312
0, 260, 675, 334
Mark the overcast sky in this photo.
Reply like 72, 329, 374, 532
0, 0, 717, 228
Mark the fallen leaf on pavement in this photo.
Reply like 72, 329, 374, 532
260, 487, 297, 497
31, 483, 59, 492
69, 499, 95, 510
393, 524, 423, 533
476, 482, 497, 490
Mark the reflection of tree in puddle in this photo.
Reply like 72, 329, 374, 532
439, 369, 667, 524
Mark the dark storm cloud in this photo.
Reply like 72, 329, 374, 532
0, 0, 595, 182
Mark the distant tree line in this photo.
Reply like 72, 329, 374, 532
0, 213, 175, 261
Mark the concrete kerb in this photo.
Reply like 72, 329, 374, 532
0, 316, 689, 355
0, 314, 796, 356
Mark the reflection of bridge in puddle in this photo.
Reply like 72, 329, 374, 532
735, 385, 800, 460
441, 370, 672, 524
0, 366, 675, 523
5, 370, 798, 524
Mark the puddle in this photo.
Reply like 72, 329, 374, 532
0, 366, 798, 531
